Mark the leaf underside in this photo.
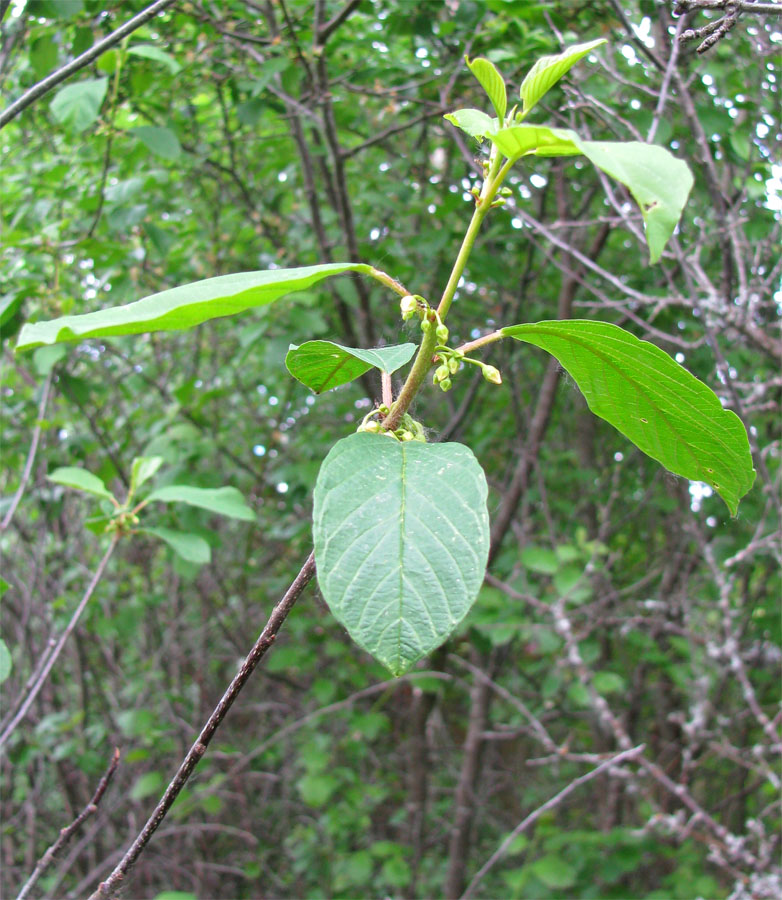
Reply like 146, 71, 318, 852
313, 433, 490, 675
503, 320, 755, 515
489, 129, 693, 263
16, 263, 371, 351
285, 341, 417, 394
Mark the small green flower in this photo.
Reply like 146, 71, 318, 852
482, 364, 502, 385
436, 323, 449, 343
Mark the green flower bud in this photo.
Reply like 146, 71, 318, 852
482, 364, 502, 385
436, 323, 449, 343
358, 420, 381, 433
420, 319, 433, 334
434, 364, 450, 383
400, 295, 417, 321
400, 430, 415, 441
448, 357, 460, 375
439, 377, 452, 392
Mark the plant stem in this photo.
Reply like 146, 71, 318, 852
383, 153, 509, 432
455, 330, 504, 357
382, 323, 437, 433
367, 266, 412, 298
436, 151, 506, 322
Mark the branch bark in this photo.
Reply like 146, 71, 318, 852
0, 0, 178, 131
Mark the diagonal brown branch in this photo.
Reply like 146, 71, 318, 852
0, 0, 178, 130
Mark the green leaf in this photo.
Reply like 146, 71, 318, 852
129, 126, 181, 161
521, 545, 559, 574
502, 320, 755, 515
443, 108, 497, 139
0, 639, 11, 685
143, 485, 255, 521
141, 527, 211, 565
16, 263, 371, 351
127, 44, 182, 74
490, 129, 692, 262
130, 456, 164, 496
48, 467, 117, 504
573, 139, 693, 263
297, 773, 339, 807
285, 341, 416, 394
31, 35, 58, 79
313, 433, 490, 676
489, 124, 580, 161
50, 77, 108, 132
593, 671, 626, 694
519, 38, 606, 116
531, 854, 577, 889
130, 771, 164, 801
466, 56, 507, 120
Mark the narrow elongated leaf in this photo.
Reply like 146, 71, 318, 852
127, 44, 181, 74
144, 485, 255, 521
48, 467, 117, 503
443, 108, 497, 139
519, 39, 606, 115
489, 124, 580, 161
313, 433, 490, 676
141, 527, 211, 564
49, 77, 108, 131
502, 320, 755, 515
574, 140, 693, 263
466, 56, 507, 121
16, 263, 371, 351
286, 341, 416, 394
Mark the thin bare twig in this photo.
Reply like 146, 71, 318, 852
460, 744, 646, 898
87, 551, 316, 900
0, 534, 120, 751
16, 748, 120, 900
0, 370, 54, 532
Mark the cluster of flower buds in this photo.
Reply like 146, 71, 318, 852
432, 342, 502, 392
357, 407, 427, 443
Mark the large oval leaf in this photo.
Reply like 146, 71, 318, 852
15, 263, 371, 351
502, 320, 755, 515
286, 341, 416, 394
313, 433, 490, 675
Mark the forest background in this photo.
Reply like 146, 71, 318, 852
0, 1, 780, 898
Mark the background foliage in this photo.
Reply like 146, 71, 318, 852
1, 1, 780, 898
